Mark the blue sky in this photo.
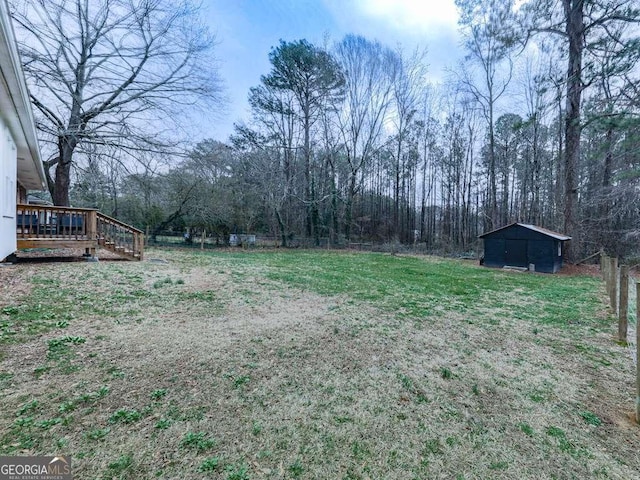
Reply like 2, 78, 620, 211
201, 0, 462, 141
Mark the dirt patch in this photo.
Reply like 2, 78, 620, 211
0, 264, 34, 306
558, 263, 602, 276
14, 247, 127, 262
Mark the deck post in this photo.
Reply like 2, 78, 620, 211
86, 210, 98, 257
134, 233, 140, 259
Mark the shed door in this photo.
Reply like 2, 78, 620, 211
505, 239, 527, 267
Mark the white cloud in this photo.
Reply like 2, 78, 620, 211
322, 0, 462, 84
354, 0, 459, 33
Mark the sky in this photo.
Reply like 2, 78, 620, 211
201, 0, 463, 141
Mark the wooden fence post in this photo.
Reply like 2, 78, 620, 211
609, 257, 618, 313
636, 282, 640, 423
619, 266, 628, 343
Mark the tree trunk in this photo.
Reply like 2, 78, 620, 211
563, 0, 584, 259
302, 105, 313, 240
275, 208, 287, 247
344, 172, 357, 242
52, 136, 76, 206
330, 161, 339, 246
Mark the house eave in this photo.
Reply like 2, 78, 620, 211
0, 0, 46, 191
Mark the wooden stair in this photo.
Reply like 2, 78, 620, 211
96, 212, 144, 261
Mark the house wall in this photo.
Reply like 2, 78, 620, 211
1, 116, 17, 260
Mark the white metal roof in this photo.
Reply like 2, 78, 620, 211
518, 223, 571, 241
479, 222, 571, 241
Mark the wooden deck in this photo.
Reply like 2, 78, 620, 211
16, 204, 144, 260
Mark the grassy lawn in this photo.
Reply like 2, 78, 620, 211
0, 249, 638, 479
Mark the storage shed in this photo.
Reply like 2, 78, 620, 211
479, 223, 571, 273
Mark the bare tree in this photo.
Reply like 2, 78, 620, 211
241, 81, 303, 246
11, 0, 223, 206
333, 35, 398, 241
456, 0, 517, 230
389, 48, 428, 241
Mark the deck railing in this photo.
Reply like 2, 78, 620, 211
16, 204, 95, 241
16, 204, 143, 260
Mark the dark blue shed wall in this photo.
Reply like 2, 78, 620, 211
484, 238, 505, 268
481, 225, 565, 273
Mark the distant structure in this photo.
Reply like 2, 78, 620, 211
479, 223, 571, 274
229, 234, 256, 247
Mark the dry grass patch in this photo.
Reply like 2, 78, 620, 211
0, 248, 638, 479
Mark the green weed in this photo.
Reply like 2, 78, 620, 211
0, 372, 14, 390
423, 438, 443, 456
233, 375, 250, 388
85, 427, 110, 440
155, 419, 171, 430
105, 454, 133, 478
78, 386, 110, 403
35, 417, 63, 429
106, 367, 125, 379
224, 462, 250, 480
150, 389, 167, 400
153, 278, 173, 289
47, 336, 86, 360
252, 421, 262, 435
109, 409, 142, 424
17, 400, 39, 416
518, 422, 534, 436
399, 373, 413, 390
180, 431, 216, 451
580, 411, 602, 426
289, 459, 304, 478
488, 461, 509, 470
199, 457, 219, 472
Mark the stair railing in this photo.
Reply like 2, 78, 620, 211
96, 212, 144, 260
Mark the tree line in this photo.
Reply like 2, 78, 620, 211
14, 0, 640, 258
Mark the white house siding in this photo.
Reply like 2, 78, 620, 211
0, 0, 46, 261
0, 115, 17, 260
